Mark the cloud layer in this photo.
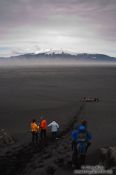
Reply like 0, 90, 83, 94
0, 0, 116, 57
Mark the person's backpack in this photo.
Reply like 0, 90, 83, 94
76, 132, 87, 155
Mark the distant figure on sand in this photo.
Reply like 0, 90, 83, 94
71, 120, 92, 168
31, 119, 39, 144
40, 115, 47, 140
48, 121, 59, 139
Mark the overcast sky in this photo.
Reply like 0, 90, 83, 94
0, 0, 116, 57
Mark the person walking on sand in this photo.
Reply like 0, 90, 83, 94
71, 122, 92, 168
40, 115, 47, 140
72, 119, 88, 150
48, 121, 59, 139
31, 119, 39, 144
76, 119, 91, 150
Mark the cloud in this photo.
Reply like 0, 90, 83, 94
0, 0, 116, 57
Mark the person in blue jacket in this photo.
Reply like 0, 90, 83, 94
71, 120, 92, 167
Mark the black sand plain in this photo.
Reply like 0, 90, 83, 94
0, 65, 116, 175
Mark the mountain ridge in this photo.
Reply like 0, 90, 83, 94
0, 51, 116, 62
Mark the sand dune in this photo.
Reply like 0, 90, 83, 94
0, 66, 116, 174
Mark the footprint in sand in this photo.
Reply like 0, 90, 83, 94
43, 153, 52, 159
46, 165, 56, 175
38, 164, 45, 168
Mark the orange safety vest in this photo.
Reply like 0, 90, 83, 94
40, 119, 47, 129
31, 122, 39, 132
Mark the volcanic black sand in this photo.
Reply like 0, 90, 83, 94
0, 66, 116, 175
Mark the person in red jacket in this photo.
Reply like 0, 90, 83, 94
40, 115, 47, 140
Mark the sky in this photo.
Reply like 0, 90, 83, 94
0, 0, 116, 57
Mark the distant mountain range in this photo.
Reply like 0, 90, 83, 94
0, 50, 116, 63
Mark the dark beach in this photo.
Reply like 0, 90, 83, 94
0, 66, 116, 175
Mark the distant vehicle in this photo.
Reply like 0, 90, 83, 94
80, 97, 99, 102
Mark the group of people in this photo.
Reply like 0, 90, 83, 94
31, 115, 92, 168
30, 115, 59, 143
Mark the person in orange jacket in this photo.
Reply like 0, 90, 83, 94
31, 119, 39, 143
40, 115, 47, 140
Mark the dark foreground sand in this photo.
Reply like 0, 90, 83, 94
0, 66, 116, 175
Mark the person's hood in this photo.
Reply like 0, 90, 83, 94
52, 121, 57, 124
79, 125, 86, 131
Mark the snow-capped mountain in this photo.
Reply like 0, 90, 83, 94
33, 49, 77, 56
0, 49, 116, 64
